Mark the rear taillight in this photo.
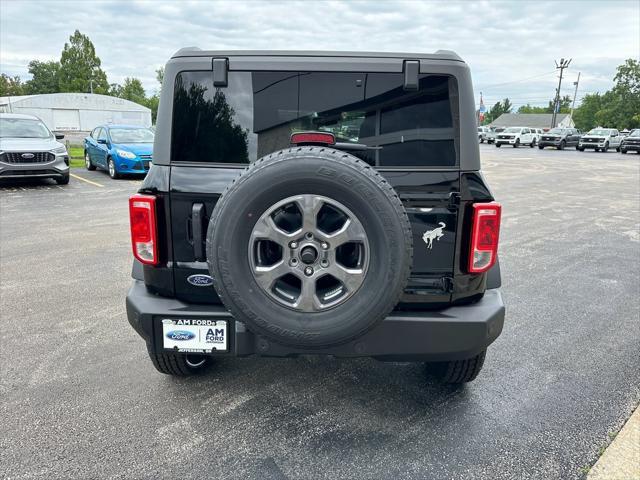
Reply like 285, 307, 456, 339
290, 132, 336, 145
129, 194, 158, 265
468, 202, 501, 273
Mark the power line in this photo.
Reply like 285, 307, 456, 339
476, 70, 557, 90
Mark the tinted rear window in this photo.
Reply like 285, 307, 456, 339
172, 71, 458, 167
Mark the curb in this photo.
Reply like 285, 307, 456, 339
588, 406, 640, 480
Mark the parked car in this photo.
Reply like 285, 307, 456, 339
0, 113, 69, 184
478, 126, 490, 143
577, 128, 622, 152
531, 128, 543, 145
538, 127, 581, 150
84, 125, 154, 179
125, 49, 504, 384
485, 126, 504, 144
495, 126, 536, 148
620, 129, 640, 154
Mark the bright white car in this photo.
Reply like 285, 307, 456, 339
494, 127, 536, 148
578, 128, 623, 152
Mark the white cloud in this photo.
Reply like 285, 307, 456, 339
1, 0, 638, 106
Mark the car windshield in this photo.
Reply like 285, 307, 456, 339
503, 127, 521, 133
0, 118, 51, 138
588, 129, 610, 136
548, 128, 565, 134
628, 129, 640, 138
109, 128, 154, 143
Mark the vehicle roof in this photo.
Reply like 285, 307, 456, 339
171, 48, 464, 63
0, 112, 42, 120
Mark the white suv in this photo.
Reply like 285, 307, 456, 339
578, 128, 623, 152
495, 127, 536, 148
478, 126, 490, 143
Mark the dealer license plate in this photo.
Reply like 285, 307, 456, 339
162, 318, 228, 353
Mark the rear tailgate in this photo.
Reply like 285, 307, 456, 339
161, 55, 479, 307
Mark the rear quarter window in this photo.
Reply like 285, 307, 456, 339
171, 70, 459, 168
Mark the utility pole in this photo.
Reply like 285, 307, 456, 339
569, 72, 581, 123
551, 58, 571, 128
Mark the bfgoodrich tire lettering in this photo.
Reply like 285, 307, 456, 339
206, 147, 413, 348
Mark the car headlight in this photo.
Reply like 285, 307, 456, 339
51, 146, 67, 154
116, 149, 136, 159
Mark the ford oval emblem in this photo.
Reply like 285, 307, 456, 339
21, 153, 35, 159
187, 274, 213, 287
166, 330, 195, 341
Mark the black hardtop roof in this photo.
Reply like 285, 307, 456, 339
172, 48, 464, 63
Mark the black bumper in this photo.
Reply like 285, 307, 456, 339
621, 144, 640, 151
126, 280, 505, 361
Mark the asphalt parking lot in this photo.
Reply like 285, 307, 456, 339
1, 146, 639, 480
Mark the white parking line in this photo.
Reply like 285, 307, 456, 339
70, 173, 104, 188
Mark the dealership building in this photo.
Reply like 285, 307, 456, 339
0, 93, 151, 141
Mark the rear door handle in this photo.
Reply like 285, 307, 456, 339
192, 203, 206, 261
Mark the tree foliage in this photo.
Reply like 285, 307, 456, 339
517, 95, 572, 114
0, 74, 25, 96
25, 60, 61, 94
483, 98, 512, 124
573, 59, 640, 130
58, 30, 109, 94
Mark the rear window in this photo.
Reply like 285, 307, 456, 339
171, 71, 459, 167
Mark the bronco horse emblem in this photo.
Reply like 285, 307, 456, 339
422, 222, 446, 249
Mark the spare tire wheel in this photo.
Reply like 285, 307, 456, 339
206, 147, 413, 348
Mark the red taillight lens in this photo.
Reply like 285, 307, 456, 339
468, 202, 501, 273
129, 194, 158, 265
290, 132, 336, 145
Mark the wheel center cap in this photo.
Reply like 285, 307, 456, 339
300, 246, 318, 265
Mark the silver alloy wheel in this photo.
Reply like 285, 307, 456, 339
249, 194, 369, 312
108, 158, 115, 177
85, 152, 90, 168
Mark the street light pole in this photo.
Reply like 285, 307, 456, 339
551, 58, 571, 128
569, 72, 581, 124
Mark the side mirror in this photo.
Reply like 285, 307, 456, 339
55, 133, 65, 140
97, 139, 107, 144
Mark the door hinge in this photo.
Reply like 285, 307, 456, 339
191, 203, 206, 261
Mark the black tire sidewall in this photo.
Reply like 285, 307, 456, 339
207, 149, 412, 348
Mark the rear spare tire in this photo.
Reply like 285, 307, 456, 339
206, 147, 413, 348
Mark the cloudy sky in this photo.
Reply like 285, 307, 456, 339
1, 0, 638, 109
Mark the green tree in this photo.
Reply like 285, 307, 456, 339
58, 30, 109, 94
573, 59, 640, 130
119, 77, 147, 104
517, 104, 547, 114
485, 98, 512, 124
0, 74, 25, 96
517, 95, 572, 114
155, 67, 164, 88
25, 60, 60, 94
572, 93, 604, 131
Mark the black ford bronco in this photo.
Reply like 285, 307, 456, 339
126, 49, 505, 384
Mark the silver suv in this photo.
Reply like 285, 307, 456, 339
0, 113, 70, 184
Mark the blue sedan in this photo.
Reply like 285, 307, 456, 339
84, 125, 154, 179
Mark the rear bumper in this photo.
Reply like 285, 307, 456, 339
126, 280, 505, 361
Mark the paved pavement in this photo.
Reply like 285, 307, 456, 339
1, 146, 639, 480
